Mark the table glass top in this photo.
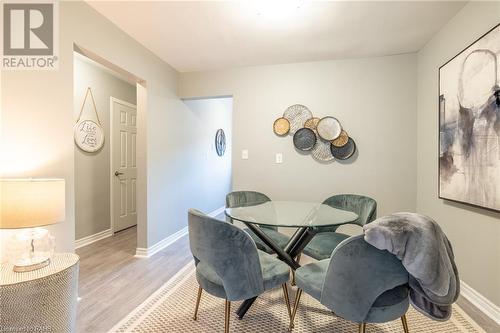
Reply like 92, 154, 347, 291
225, 201, 358, 228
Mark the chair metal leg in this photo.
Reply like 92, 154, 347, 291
193, 286, 203, 320
401, 314, 409, 333
359, 323, 366, 333
288, 289, 302, 331
282, 283, 292, 320
225, 300, 231, 333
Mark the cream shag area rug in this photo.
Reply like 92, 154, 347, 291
110, 263, 485, 333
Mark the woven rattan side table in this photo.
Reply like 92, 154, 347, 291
0, 253, 79, 333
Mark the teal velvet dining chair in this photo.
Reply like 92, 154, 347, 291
302, 194, 377, 261
226, 191, 290, 254
290, 235, 410, 333
188, 209, 292, 333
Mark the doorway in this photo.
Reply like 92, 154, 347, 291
73, 51, 138, 248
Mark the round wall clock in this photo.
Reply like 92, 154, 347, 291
215, 129, 226, 156
74, 119, 105, 153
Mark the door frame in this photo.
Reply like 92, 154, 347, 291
110, 96, 138, 234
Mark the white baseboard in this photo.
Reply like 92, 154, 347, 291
75, 228, 113, 249
135, 226, 188, 258
135, 206, 225, 258
460, 280, 500, 325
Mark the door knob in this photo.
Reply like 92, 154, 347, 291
115, 171, 124, 176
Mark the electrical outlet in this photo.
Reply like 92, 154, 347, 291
276, 153, 283, 164
242, 150, 249, 159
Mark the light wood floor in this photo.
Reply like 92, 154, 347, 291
76, 226, 192, 332
76, 226, 499, 333
456, 295, 499, 333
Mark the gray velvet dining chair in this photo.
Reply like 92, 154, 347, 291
290, 235, 410, 333
188, 208, 292, 333
226, 191, 290, 254
302, 194, 377, 261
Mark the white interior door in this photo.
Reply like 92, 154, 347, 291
111, 98, 137, 232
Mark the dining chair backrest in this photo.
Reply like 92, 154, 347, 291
320, 235, 409, 323
188, 208, 265, 301
323, 194, 377, 228
225, 191, 276, 230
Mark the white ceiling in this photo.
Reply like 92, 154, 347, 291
87, 1, 467, 73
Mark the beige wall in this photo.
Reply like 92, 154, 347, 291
74, 55, 136, 240
179, 54, 418, 218
416, 1, 500, 307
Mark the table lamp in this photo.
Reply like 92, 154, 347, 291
0, 179, 65, 272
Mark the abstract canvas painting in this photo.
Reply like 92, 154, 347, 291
439, 24, 500, 211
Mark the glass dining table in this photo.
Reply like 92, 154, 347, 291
225, 200, 358, 319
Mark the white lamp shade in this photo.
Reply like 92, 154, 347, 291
0, 179, 65, 229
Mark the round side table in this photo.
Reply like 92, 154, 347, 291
0, 253, 79, 333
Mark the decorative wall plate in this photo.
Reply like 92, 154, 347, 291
311, 138, 335, 162
75, 87, 105, 153
215, 129, 226, 156
273, 104, 357, 164
283, 104, 313, 134
331, 130, 349, 147
273, 117, 290, 136
74, 119, 104, 153
293, 128, 316, 151
330, 138, 356, 160
317, 116, 342, 141
304, 117, 320, 132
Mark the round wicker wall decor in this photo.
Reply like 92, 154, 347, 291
283, 104, 313, 134
273, 118, 290, 136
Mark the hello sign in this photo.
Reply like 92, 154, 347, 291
74, 88, 104, 153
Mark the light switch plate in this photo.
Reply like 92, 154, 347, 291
276, 153, 283, 164
242, 149, 249, 159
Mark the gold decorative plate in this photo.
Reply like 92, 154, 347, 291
273, 117, 290, 136
304, 117, 320, 132
331, 130, 349, 147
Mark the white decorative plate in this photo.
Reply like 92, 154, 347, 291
312, 137, 335, 162
317, 116, 342, 141
74, 120, 104, 153
283, 104, 313, 134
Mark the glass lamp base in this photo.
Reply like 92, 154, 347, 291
13, 256, 51, 272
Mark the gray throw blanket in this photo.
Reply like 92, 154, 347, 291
363, 212, 459, 321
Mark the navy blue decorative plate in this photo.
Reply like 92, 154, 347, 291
293, 128, 317, 151
330, 138, 356, 160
